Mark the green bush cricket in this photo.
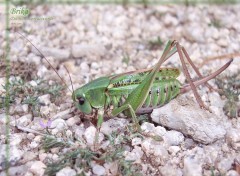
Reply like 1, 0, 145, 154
18, 33, 233, 132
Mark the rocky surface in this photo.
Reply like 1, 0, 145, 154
1, 3, 240, 176
152, 95, 227, 144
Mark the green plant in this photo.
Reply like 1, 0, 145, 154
42, 136, 70, 152
43, 129, 142, 176
148, 36, 163, 50
0, 77, 64, 114
122, 53, 131, 65
215, 71, 240, 118
45, 148, 97, 176
208, 18, 222, 28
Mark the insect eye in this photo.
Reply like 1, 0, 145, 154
78, 97, 85, 105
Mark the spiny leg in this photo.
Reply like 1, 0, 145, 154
180, 59, 233, 93
137, 55, 232, 115
137, 57, 232, 115
153, 43, 213, 92
157, 42, 215, 98
157, 42, 213, 92
175, 41, 207, 109
181, 47, 214, 91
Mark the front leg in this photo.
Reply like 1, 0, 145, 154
96, 108, 104, 128
93, 108, 104, 149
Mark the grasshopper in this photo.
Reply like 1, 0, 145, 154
18, 33, 233, 131
71, 41, 232, 130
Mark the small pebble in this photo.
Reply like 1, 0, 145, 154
92, 164, 106, 176
217, 158, 234, 173
132, 137, 142, 146
29, 161, 46, 176
56, 167, 76, 176
163, 130, 184, 146
125, 146, 143, 161
168, 146, 181, 155
226, 170, 240, 176
66, 117, 79, 126
226, 129, 240, 150
183, 157, 202, 176
16, 114, 32, 126
38, 94, 51, 106
84, 126, 104, 146
39, 153, 47, 162
27, 133, 35, 140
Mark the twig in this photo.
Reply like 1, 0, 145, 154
199, 52, 240, 67
16, 125, 76, 146
16, 125, 46, 135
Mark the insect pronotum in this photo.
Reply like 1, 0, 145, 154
18, 32, 233, 131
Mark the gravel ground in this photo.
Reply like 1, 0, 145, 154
0, 4, 240, 176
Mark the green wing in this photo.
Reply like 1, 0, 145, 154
108, 68, 180, 88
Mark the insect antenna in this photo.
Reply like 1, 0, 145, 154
63, 65, 75, 97
17, 32, 73, 94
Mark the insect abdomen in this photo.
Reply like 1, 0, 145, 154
143, 79, 180, 108
107, 79, 181, 109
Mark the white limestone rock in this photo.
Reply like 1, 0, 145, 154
151, 95, 226, 144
